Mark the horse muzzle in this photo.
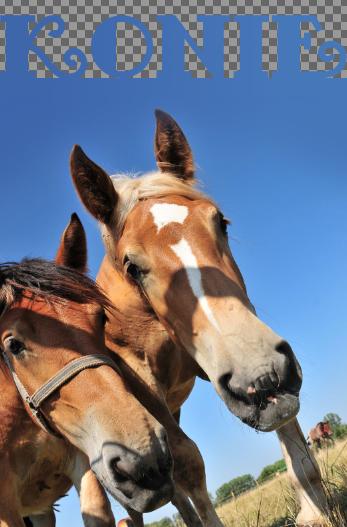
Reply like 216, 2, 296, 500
91, 435, 174, 512
217, 340, 303, 432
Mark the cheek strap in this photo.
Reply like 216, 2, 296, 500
2, 352, 120, 437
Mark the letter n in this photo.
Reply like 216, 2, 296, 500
158, 15, 229, 78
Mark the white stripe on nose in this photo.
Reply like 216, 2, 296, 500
170, 238, 220, 332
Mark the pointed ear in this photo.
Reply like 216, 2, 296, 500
55, 213, 88, 273
70, 145, 118, 224
154, 109, 195, 181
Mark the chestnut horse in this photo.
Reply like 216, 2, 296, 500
0, 221, 174, 527
307, 422, 334, 449
70, 110, 328, 526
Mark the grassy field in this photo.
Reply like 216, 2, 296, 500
216, 439, 347, 527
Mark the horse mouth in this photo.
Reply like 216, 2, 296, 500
95, 468, 174, 513
109, 479, 173, 513
225, 388, 300, 432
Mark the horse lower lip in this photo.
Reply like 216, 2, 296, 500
225, 391, 300, 431
256, 394, 300, 431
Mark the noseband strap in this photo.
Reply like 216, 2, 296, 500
2, 353, 120, 437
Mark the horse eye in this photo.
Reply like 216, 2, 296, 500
101, 311, 108, 327
123, 257, 144, 283
127, 263, 141, 282
218, 212, 229, 235
3, 336, 25, 356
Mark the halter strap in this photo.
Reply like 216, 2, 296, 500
2, 352, 120, 437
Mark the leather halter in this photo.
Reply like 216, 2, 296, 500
2, 352, 120, 437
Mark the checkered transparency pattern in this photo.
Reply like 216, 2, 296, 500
0, 0, 346, 78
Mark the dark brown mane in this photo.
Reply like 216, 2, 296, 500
0, 258, 111, 315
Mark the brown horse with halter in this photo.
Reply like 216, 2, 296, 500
307, 421, 334, 449
70, 110, 328, 526
0, 217, 174, 527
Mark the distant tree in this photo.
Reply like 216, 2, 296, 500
324, 413, 342, 430
215, 481, 233, 505
257, 459, 287, 485
323, 413, 347, 440
172, 512, 184, 526
145, 518, 174, 527
160, 520, 174, 527
215, 474, 255, 505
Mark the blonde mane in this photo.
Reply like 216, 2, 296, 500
101, 171, 217, 248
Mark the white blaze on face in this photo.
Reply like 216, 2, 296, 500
150, 203, 188, 232
170, 238, 220, 332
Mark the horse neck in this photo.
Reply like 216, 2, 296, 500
97, 256, 202, 391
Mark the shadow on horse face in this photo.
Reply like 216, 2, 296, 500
163, 266, 302, 431
0, 266, 173, 513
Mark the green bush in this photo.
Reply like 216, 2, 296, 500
257, 459, 287, 484
145, 518, 174, 527
334, 424, 347, 439
215, 474, 256, 505
323, 413, 347, 440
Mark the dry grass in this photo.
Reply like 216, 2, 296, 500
216, 439, 347, 527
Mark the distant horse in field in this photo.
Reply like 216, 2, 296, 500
70, 110, 328, 526
307, 422, 334, 449
0, 218, 173, 527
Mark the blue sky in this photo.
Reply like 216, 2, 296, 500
1, 27, 347, 526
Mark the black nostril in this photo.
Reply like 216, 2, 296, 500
219, 373, 232, 393
276, 340, 294, 357
275, 340, 302, 394
111, 457, 130, 484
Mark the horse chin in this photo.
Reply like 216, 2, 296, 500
226, 393, 300, 432
124, 483, 174, 513
107, 480, 173, 513
92, 466, 174, 513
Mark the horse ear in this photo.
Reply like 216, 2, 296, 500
154, 109, 195, 182
55, 213, 88, 273
70, 145, 118, 225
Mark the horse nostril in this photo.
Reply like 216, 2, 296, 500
275, 340, 302, 394
276, 340, 293, 357
219, 373, 232, 393
111, 457, 131, 484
